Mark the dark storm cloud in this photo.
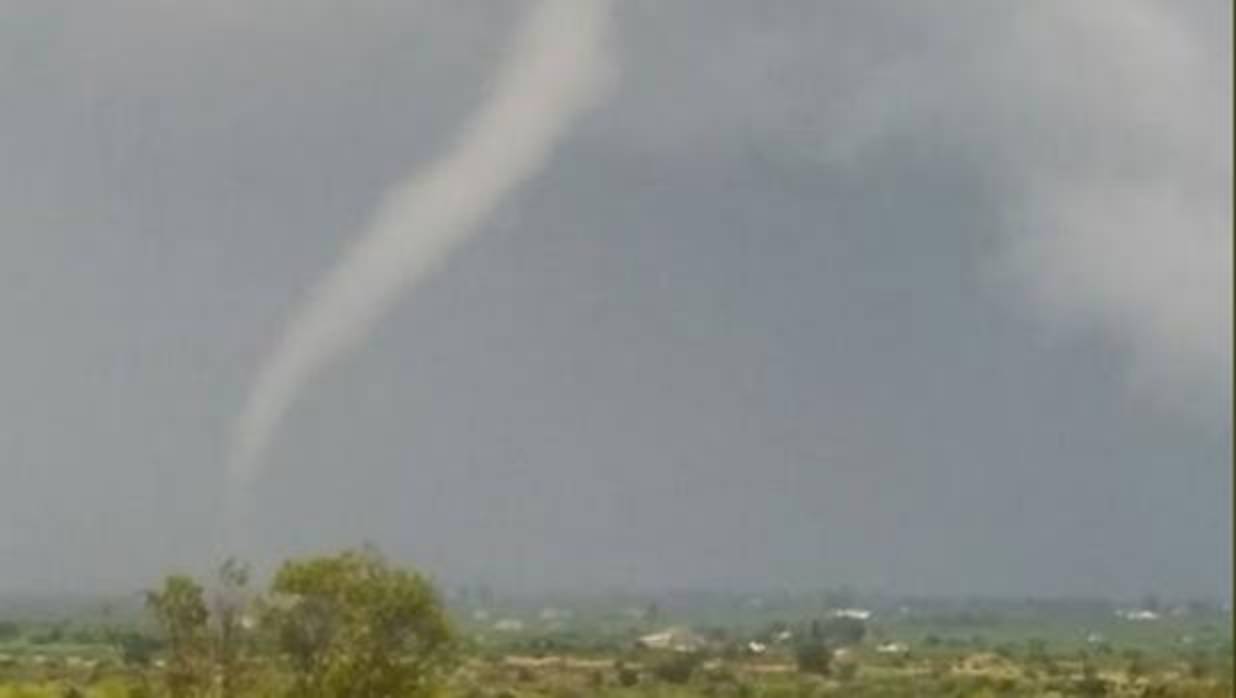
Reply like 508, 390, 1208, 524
0, 1, 1228, 598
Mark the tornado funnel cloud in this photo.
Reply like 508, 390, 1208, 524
223, 0, 615, 543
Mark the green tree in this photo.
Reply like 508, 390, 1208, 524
145, 574, 209, 698
265, 547, 455, 698
212, 557, 252, 698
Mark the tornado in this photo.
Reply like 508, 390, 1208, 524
222, 0, 616, 546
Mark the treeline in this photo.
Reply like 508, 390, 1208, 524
94, 547, 452, 698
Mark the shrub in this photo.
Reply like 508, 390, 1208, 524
795, 641, 832, 676
1188, 652, 1211, 679
1125, 649, 1148, 678
1076, 663, 1108, 697
835, 662, 858, 682
616, 661, 639, 687
651, 652, 702, 684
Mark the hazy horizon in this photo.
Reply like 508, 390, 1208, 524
0, 0, 1230, 600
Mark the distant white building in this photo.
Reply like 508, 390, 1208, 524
746, 641, 768, 655
637, 627, 706, 653
539, 607, 572, 622
493, 618, 525, 632
876, 642, 909, 655
830, 608, 872, 621
1116, 609, 1160, 621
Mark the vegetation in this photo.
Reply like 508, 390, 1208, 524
263, 548, 454, 698
793, 640, 832, 676
0, 552, 1229, 697
649, 652, 701, 684
144, 576, 208, 698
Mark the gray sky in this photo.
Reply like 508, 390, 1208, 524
0, 0, 1230, 599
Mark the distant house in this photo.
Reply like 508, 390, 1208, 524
637, 627, 706, 653
1116, 609, 1159, 621
539, 607, 572, 622
876, 642, 909, 655
746, 641, 768, 655
493, 618, 525, 632
830, 608, 872, 621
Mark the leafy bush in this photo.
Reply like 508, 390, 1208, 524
651, 652, 702, 684
1076, 663, 1108, 697
616, 660, 639, 687
795, 641, 832, 676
